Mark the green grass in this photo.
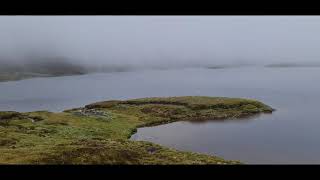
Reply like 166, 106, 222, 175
0, 96, 274, 164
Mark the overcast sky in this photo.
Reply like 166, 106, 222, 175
1, 16, 320, 67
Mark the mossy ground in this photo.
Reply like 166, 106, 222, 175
0, 96, 273, 164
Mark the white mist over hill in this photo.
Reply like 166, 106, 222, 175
1, 16, 320, 70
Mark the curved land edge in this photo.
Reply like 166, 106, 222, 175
0, 96, 274, 164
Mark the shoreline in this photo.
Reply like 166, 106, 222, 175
0, 96, 274, 164
0, 72, 90, 83
3, 65, 320, 83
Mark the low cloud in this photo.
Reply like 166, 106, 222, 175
1, 16, 320, 71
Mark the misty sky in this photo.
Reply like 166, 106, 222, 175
1, 16, 320, 67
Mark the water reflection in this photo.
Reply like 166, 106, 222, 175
185, 113, 268, 124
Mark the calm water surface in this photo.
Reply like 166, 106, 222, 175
0, 67, 319, 164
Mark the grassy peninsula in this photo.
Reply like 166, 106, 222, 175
0, 96, 273, 164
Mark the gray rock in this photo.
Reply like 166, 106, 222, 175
72, 108, 112, 120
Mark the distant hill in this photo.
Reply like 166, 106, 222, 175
265, 62, 320, 68
0, 57, 88, 75
0, 57, 90, 82
206, 62, 254, 69
0, 57, 138, 82
21, 58, 89, 76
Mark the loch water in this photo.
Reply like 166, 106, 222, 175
1, 67, 319, 164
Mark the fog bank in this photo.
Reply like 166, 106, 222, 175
1, 16, 320, 70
